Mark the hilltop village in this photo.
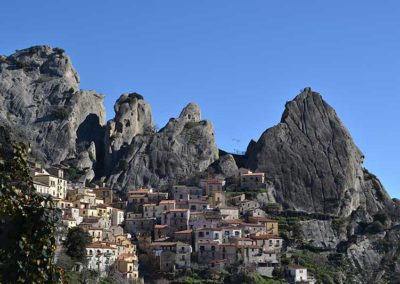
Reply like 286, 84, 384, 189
29, 161, 317, 284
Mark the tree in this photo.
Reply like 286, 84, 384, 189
0, 129, 61, 283
63, 227, 91, 262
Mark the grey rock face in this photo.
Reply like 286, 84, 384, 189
217, 154, 239, 178
106, 93, 153, 153
300, 219, 343, 249
105, 102, 219, 189
0, 46, 105, 165
205, 153, 239, 179
104, 93, 153, 171
246, 88, 392, 217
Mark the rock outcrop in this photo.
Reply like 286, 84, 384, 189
0, 46, 105, 167
105, 102, 219, 189
246, 88, 392, 217
104, 93, 154, 172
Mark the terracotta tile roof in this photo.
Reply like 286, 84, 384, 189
87, 242, 116, 249
155, 224, 168, 229
175, 229, 192, 234
168, 209, 188, 212
117, 253, 137, 260
159, 200, 176, 204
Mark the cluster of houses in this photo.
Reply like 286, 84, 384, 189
29, 161, 316, 284
123, 178, 283, 278
29, 163, 139, 282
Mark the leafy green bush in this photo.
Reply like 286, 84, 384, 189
0, 141, 61, 282
65, 166, 85, 181
63, 227, 92, 262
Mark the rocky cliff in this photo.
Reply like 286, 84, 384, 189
104, 102, 219, 190
246, 88, 393, 217
0, 46, 105, 180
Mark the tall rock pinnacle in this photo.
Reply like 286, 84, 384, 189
246, 87, 392, 216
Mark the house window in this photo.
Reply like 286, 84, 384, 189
199, 232, 204, 237
200, 246, 204, 251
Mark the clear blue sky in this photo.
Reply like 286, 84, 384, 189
1, 1, 399, 198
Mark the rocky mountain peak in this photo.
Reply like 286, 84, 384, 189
179, 102, 201, 122
105, 101, 218, 189
106, 93, 153, 153
246, 88, 391, 217
4, 45, 80, 90
0, 46, 105, 165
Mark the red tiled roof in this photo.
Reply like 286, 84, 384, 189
87, 242, 116, 249
155, 224, 168, 229
168, 209, 188, 212
159, 200, 176, 204
175, 229, 192, 234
